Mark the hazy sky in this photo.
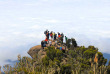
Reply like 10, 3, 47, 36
0, 0, 110, 66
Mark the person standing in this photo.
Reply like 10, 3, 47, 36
54, 33, 57, 40
61, 33, 64, 44
58, 32, 61, 41
41, 41, 44, 49
65, 36, 68, 43
46, 31, 49, 40
45, 37, 48, 44
50, 31, 53, 40
44, 29, 48, 36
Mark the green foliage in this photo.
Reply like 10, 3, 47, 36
71, 38, 77, 47
60, 64, 72, 74
2, 44, 108, 74
54, 58, 60, 66
42, 56, 49, 66
56, 49, 63, 61
108, 60, 110, 66
107, 66, 110, 74
84, 48, 97, 59
46, 47, 56, 61
66, 39, 71, 48
98, 52, 107, 66
46, 47, 63, 61
75, 46, 87, 56
68, 50, 77, 58
89, 70, 94, 74
80, 63, 90, 70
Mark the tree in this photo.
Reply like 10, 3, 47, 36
71, 38, 77, 47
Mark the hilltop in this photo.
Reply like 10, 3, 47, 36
1, 31, 110, 74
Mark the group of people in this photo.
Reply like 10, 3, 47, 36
41, 30, 68, 52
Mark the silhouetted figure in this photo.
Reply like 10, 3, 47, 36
54, 34, 57, 40
50, 31, 53, 40
41, 41, 44, 49
44, 29, 48, 36
46, 31, 49, 40
65, 36, 67, 43
61, 33, 64, 44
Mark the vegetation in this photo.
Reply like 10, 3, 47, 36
0, 38, 109, 74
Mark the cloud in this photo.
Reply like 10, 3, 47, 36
45, 19, 59, 23
0, 0, 110, 68
29, 25, 42, 29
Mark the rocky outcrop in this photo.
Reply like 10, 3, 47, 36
38, 50, 46, 59
28, 45, 42, 58
27, 40, 67, 59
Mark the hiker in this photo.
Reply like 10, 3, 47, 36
53, 32, 55, 38
41, 41, 44, 49
60, 37, 63, 44
60, 46, 62, 50
46, 31, 49, 40
58, 32, 61, 41
58, 32, 60, 37
50, 31, 53, 40
54, 34, 57, 40
45, 37, 48, 44
60, 33, 64, 44
65, 36, 68, 43
61, 33, 64, 38
62, 48, 65, 53
44, 29, 48, 36
49, 40, 52, 46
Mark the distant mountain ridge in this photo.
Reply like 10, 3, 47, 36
103, 53, 110, 65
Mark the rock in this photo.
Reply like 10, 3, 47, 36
38, 50, 46, 59
28, 45, 42, 58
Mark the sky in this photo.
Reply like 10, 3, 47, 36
0, 0, 110, 67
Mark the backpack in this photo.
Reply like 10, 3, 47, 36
60, 47, 62, 50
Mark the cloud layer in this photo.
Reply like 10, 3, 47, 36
0, 0, 110, 66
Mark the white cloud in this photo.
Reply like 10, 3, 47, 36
29, 25, 42, 29
45, 19, 59, 23
0, 0, 110, 68
12, 32, 22, 35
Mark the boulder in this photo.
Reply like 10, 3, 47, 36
38, 50, 46, 59
28, 45, 42, 58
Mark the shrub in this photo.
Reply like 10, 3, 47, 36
68, 50, 77, 58
46, 47, 56, 60
60, 64, 72, 74
42, 56, 50, 66
98, 52, 107, 66
84, 49, 97, 59
107, 66, 110, 74
71, 38, 77, 47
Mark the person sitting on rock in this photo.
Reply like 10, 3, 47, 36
60, 46, 62, 50
62, 47, 65, 53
